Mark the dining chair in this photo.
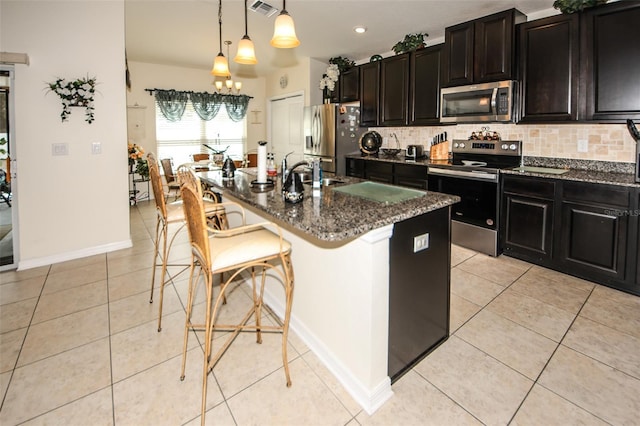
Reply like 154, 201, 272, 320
177, 167, 294, 426
192, 153, 210, 162
159, 157, 181, 200
147, 152, 228, 332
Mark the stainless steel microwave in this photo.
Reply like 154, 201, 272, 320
440, 80, 516, 123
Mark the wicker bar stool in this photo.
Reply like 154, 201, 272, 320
147, 152, 227, 332
177, 167, 294, 426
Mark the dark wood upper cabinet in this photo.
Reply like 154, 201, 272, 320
359, 61, 380, 127
581, 1, 640, 121
443, 21, 474, 86
380, 53, 410, 126
410, 45, 443, 125
444, 9, 524, 86
339, 67, 360, 103
518, 14, 580, 122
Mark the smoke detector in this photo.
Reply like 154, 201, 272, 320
250, 1, 279, 17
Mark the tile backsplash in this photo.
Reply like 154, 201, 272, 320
372, 123, 636, 163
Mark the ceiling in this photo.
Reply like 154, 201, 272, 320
125, 0, 556, 79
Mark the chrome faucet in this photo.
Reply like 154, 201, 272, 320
281, 151, 294, 185
390, 132, 400, 149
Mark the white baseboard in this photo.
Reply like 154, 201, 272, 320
261, 285, 393, 415
18, 239, 133, 270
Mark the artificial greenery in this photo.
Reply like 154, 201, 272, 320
46, 76, 97, 123
329, 56, 355, 73
392, 33, 429, 55
135, 159, 149, 179
553, 0, 608, 14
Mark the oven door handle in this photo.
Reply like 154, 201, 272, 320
428, 167, 499, 182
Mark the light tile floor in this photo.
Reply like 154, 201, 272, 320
1, 200, 639, 425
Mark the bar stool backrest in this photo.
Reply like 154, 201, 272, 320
147, 152, 169, 219
178, 168, 211, 270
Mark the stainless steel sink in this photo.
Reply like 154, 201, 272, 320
302, 178, 345, 186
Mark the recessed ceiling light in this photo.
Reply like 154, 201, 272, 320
353, 26, 367, 34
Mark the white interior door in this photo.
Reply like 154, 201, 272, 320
269, 93, 304, 167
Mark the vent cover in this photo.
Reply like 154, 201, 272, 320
250, 1, 279, 17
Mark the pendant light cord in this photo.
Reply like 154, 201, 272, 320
244, 0, 248, 37
218, 0, 223, 54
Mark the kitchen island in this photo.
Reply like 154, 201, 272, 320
198, 169, 459, 414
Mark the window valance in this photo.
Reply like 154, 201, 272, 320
145, 88, 252, 122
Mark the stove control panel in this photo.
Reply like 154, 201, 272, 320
452, 140, 522, 156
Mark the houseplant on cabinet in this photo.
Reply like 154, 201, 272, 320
553, 0, 608, 14
392, 33, 429, 55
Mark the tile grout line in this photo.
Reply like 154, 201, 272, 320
0, 265, 52, 414
504, 284, 606, 425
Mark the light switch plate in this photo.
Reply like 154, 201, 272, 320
92, 142, 101, 155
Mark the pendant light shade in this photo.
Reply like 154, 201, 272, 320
211, 53, 230, 77
271, 0, 300, 48
235, 36, 258, 64
211, 0, 230, 77
235, 0, 258, 64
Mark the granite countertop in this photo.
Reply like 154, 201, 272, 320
500, 167, 639, 187
347, 152, 639, 188
198, 169, 459, 243
501, 157, 639, 188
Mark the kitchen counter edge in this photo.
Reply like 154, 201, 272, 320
199, 170, 460, 244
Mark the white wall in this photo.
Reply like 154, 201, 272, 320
2, 1, 130, 268
125, 61, 267, 156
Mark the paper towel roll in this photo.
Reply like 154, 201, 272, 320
257, 141, 268, 183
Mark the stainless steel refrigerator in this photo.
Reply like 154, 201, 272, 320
303, 102, 365, 175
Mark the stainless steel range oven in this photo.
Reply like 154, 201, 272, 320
428, 140, 522, 256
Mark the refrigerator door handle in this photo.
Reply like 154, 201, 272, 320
312, 109, 320, 154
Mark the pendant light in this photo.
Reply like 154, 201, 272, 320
211, 0, 230, 77
270, 0, 300, 48
234, 0, 257, 64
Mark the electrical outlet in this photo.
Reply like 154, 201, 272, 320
413, 232, 429, 253
52, 143, 68, 156
577, 139, 589, 153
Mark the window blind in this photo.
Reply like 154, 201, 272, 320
155, 101, 246, 167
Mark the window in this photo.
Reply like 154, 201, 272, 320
155, 101, 245, 167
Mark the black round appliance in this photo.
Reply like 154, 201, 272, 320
359, 131, 382, 155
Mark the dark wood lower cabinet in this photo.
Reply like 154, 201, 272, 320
364, 161, 394, 183
394, 163, 428, 189
503, 195, 554, 263
559, 202, 628, 281
502, 176, 555, 263
346, 158, 429, 189
637, 196, 640, 286
502, 175, 638, 296
345, 157, 364, 178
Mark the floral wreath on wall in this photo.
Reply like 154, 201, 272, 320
46, 76, 97, 123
